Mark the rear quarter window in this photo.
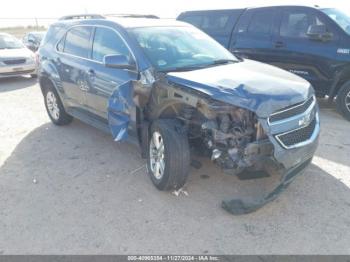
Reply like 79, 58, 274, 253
181, 15, 202, 27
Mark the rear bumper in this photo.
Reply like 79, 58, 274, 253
0, 63, 36, 78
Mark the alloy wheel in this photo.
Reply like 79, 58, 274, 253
149, 131, 165, 180
46, 91, 60, 121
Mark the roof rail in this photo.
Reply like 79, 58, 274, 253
59, 14, 105, 20
104, 14, 159, 19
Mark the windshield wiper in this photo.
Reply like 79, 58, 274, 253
160, 59, 238, 73
160, 65, 208, 73
210, 59, 238, 65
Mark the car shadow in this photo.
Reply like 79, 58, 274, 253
0, 119, 350, 253
316, 98, 350, 167
0, 76, 37, 93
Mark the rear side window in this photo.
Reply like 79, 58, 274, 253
92, 27, 131, 62
280, 10, 326, 38
248, 10, 273, 35
63, 26, 93, 58
179, 10, 243, 33
201, 13, 230, 30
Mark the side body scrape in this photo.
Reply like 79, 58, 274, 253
108, 81, 134, 142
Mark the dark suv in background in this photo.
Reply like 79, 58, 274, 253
178, 6, 350, 120
38, 15, 319, 214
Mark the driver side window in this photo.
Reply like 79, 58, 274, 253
280, 10, 326, 39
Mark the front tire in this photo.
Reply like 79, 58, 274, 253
147, 120, 190, 191
43, 84, 73, 125
336, 82, 350, 121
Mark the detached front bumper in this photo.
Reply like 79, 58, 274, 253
222, 96, 320, 215
0, 62, 36, 78
222, 155, 313, 215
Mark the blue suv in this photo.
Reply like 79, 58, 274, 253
38, 16, 319, 214
178, 6, 350, 121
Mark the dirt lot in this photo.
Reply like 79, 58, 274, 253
0, 77, 349, 255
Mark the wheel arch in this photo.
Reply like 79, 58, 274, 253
329, 66, 350, 100
39, 76, 54, 95
138, 85, 202, 158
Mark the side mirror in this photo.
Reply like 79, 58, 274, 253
103, 54, 136, 70
306, 24, 333, 42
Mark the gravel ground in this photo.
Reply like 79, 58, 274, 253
0, 76, 349, 255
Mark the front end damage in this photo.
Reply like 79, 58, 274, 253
107, 67, 320, 215
147, 76, 319, 215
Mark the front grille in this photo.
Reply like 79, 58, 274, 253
269, 96, 314, 123
276, 118, 316, 148
3, 59, 26, 65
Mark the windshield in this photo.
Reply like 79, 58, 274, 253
129, 26, 238, 72
0, 34, 24, 49
321, 8, 350, 35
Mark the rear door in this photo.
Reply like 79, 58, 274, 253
230, 7, 277, 62
85, 26, 138, 119
269, 7, 339, 96
57, 26, 93, 109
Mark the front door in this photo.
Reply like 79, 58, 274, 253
85, 26, 138, 140
270, 7, 339, 96
85, 26, 138, 118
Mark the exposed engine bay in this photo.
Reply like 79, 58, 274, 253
147, 83, 275, 177
187, 106, 270, 174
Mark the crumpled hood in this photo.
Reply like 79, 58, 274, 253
166, 59, 314, 118
0, 48, 33, 60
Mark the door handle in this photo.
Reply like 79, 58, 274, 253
274, 41, 285, 48
87, 69, 95, 77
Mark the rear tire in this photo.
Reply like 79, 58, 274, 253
43, 84, 73, 125
336, 82, 350, 121
147, 119, 190, 191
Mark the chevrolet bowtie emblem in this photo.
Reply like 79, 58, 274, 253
299, 111, 312, 127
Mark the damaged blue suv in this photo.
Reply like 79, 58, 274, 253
38, 16, 320, 214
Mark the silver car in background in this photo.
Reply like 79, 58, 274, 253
0, 33, 37, 78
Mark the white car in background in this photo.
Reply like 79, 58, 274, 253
0, 33, 37, 79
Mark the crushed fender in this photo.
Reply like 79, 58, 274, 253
108, 81, 134, 142
222, 158, 312, 215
